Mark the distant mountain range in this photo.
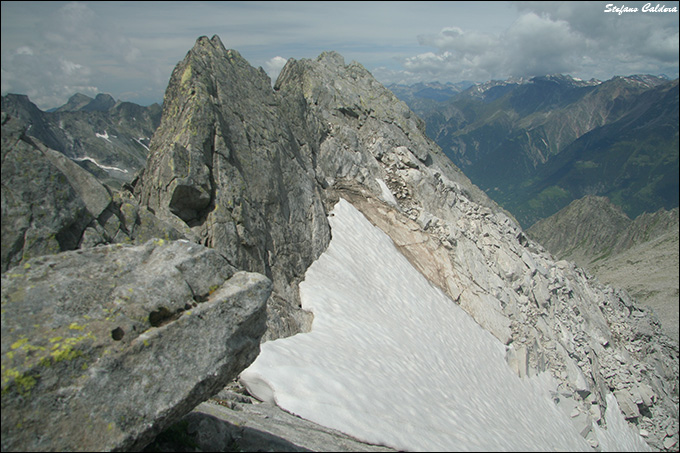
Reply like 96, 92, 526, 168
1, 92, 161, 188
390, 74, 679, 228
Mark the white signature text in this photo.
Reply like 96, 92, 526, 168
604, 3, 679, 14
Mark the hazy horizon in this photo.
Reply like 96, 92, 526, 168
2, 1, 678, 109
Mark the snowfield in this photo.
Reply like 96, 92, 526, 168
240, 198, 650, 451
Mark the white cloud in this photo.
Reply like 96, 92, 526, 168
383, 2, 679, 85
59, 58, 88, 76
263, 56, 289, 84
1, 2, 677, 106
1, 48, 99, 109
16, 46, 33, 56
1, 1, 160, 109
400, 11, 587, 83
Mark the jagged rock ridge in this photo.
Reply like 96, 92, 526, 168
135, 35, 331, 340
2, 34, 678, 451
1, 92, 161, 188
134, 36, 678, 450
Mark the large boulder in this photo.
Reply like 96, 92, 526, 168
1, 239, 271, 451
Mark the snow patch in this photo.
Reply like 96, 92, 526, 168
375, 178, 398, 207
241, 198, 648, 451
72, 156, 128, 174
135, 138, 150, 151
95, 130, 111, 142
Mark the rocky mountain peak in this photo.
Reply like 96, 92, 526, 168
54, 92, 95, 112
81, 93, 116, 111
315, 50, 347, 67
54, 92, 117, 112
4, 34, 677, 451
527, 195, 632, 263
135, 35, 330, 340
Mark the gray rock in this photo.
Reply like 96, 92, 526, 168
663, 435, 678, 450
506, 344, 529, 378
1, 239, 271, 451
614, 389, 641, 420
2, 114, 105, 270
175, 393, 398, 452
2, 92, 161, 188
135, 35, 330, 340
1, 114, 184, 272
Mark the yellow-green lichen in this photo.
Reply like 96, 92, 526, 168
51, 345, 81, 363
11, 338, 28, 350
40, 331, 95, 367
181, 65, 192, 85
2, 368, 37, 396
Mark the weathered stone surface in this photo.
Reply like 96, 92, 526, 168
1, 239, 271, 452
1, 113, 183, 272
135, 35, 330, 340
614, 389, 642, 420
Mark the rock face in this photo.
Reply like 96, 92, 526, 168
135, 35, 331, 340
1, 113, 183, 273
134, 36, 496, 340
148, 384, 398, 452
1, 92, 161, 188
1, 239, 271, 452
130, 36, 678, 450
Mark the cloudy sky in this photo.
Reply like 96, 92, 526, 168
2, 1, 678, 109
